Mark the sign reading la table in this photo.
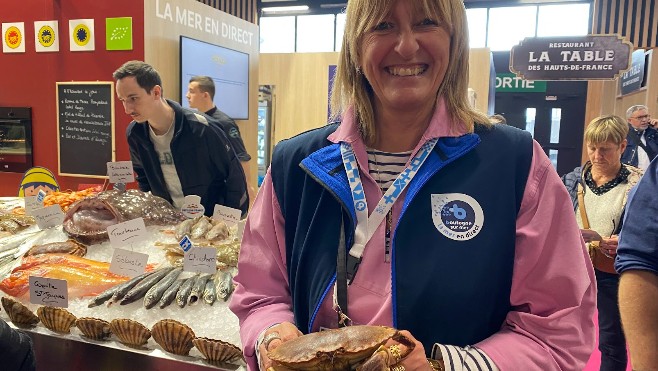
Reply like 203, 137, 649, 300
510, 35, 632, 80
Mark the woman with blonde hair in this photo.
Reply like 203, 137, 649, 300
231, 0, 595, 370
563, 114, 643, 371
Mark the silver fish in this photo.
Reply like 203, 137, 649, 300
188, 274, 212, 305
0, 230, 43, 253
105, 268, 161, 307
119, 267, 176, 305
190, 217, 212, 239
143, 268, 182, 309
176, 274, 199, 308
159, 278, 187, 309
174, 218, 197, 240
202, 276, 217, 305
216, 270, 234, 302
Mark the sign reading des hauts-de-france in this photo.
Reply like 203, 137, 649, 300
510, 35, 633, 80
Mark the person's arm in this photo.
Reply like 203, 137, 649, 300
207, 125, 249, 217
616, 158, 658, 370
619, 270, 658, 369
126, 126, 151, 192
0, 318, 35, 371
240, 160, 257, 208
477, 141, 596, 370
229, 169, 295, 370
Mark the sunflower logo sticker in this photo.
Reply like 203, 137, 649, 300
3, 22, 25, 52
69, 19, 95, 51
38, 25, 55, 47
74, 24, 90, 46
5, 26, 21, 48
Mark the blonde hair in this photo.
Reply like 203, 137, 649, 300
585, 115, 628, 145
329, 0, 491, 144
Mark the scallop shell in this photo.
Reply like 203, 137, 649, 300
76, 317, 111, 340
36, 306, 77, 333
151, 319, 195, 356
1, 297, 39, 327
193, 337, 244, 364
110, 318, 151, 347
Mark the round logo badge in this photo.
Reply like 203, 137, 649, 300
4, 26, 22, 49
431, 193, 484, 241
38, 25, 55, 47
73, 24, 90, 46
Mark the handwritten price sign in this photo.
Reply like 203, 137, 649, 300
109, 248, 148, 277
29, 276, 68, 307
107, 218, 147, 248
107, 161, 135, 184
183, 247, 217, 274
31, 205, 65, 229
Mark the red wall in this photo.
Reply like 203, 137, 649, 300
0, 0, 144, 195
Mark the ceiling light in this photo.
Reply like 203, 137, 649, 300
262, 5, 309, 13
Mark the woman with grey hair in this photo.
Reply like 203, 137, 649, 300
230, 0, 596, 370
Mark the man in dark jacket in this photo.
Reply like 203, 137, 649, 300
186, 75, 255, 203
621, 104, 658, 170
0, 318, 35, 371
113, 61, 248, 217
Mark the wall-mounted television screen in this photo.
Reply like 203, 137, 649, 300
180, 36, 249, 120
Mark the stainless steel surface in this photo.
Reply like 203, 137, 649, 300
23, 327, 242, 371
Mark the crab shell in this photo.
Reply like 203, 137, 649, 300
268, 325, 403, 370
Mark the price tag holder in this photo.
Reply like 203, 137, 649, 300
109, 248, 148, 277
181, 195, 205, 218
29, 276, 68, 307
183, 247, 217, 274
212, 205, 241, 226
36, 190, 48, 203
24, 196, 43, 215
31, 205, 65, 229
107, 218, 147, 248
107, 161, 135, 184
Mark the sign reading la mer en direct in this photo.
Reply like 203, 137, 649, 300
510, 35, 633, 81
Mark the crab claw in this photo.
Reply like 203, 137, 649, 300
357, 332, 415, 371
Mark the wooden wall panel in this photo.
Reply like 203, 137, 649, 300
260, 50, 492, 146
593, 0, 657, 48
197, 0, 257, 24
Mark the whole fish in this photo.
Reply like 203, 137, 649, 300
158, 278, 187, 309
119, 267, 175, 305
216, 270, 234, 302
143, 268, 182, 309
0, 231, 42, 254
174, 218, 197, 240
89, 268, 158, 308
176, 274, 199, 308
202, 276, 217, 305
190, 218, 212, 239
0, 264, 129, 299
188, 274, 211, 305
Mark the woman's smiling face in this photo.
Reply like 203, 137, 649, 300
359, 0, 451, 114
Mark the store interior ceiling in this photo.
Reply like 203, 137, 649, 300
257, 0, 593, 15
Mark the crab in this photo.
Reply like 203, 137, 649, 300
267, 325, 415, 371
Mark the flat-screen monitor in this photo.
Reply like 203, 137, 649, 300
180, 36, 249, 120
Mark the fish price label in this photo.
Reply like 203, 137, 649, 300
32, 205, 65, 229
29, 276, 68, 307
107, 161, 135, 184
24, 196, 43, 215
212, 204, 241, 226
107, 218, 147, 248
183, 247, 217, 274
110, 248, 148, 278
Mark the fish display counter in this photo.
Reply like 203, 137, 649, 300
0, 195, 247, 370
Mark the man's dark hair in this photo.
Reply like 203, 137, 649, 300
113, 60, 162, 94
189, 76, 216, 100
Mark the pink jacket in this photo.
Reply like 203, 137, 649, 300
229, 102, 596, 370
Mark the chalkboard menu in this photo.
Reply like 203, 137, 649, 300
56, 82, 115, 177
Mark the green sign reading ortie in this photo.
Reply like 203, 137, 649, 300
510, 35, 633, 80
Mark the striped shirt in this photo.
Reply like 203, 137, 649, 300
367, 148, 499, 371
